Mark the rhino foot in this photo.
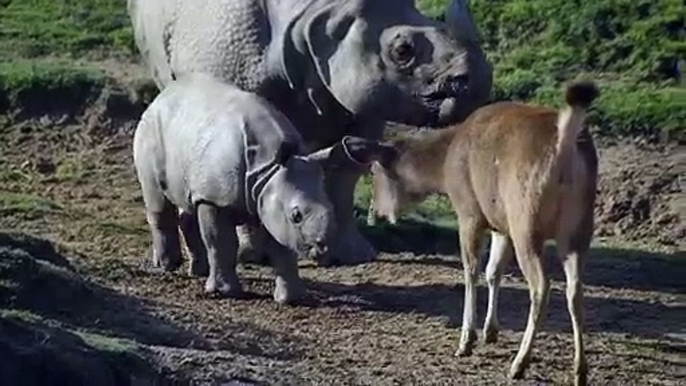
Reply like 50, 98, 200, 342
148, 245, 182, 272
205, 276, 245, 298
188, 257, 209, 277
319, 226, 377, 267
273, 276, 306, 305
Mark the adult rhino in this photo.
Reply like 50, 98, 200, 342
127, 0, 492, 266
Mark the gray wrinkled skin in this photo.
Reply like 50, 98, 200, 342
133, 74, 339, 304
128, 0, 492, 266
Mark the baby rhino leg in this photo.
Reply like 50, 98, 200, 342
264, 235, 306, 304
143, 196, 182, 272
196, 204, 244, 297
179, 209, 209, 277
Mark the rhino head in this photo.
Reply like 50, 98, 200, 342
257, 136, 396, 259
280, 0, 492, 127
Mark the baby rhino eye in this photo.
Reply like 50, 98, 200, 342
392, 41, 415, 64
290, 207, 303, 224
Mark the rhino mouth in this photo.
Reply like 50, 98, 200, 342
296, 237, 329, 262
419, 74, 470, 125
422, 74, 470, 102
306, 240, 328, 257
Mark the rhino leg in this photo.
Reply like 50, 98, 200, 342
179, 210, 209, 277
265, 236, 306, 304
321, 160, 377, 267
143, 195, 182, 272
236, 224, 270, 265
196, 204, 244, 297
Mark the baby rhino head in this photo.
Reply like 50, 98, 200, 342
258, 136, 396, 260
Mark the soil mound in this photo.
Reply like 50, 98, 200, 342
595, 143, 684, 249
0, 233, 169, 386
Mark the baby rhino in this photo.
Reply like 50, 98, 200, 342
133, 74, 391, 304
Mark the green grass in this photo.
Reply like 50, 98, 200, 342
0, 308, 43, 323
0, 192, 63, 219
0, 279, 16, 289
0, 60, 105, 114
0, 0, 134, 60
416, 0, 451, 19
355, 175, 456, 228
52, 152, 99, 183
417, 0, 685, 140
0, 0, 682, 139
0, 309, 141, 359
0, 0, 127, 116
532, 80, 686, 140
355, 179, 459, 255
74, 330, 139, 355
0, 168, 32, 184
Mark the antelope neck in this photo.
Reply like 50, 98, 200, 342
397, 127, 456, 193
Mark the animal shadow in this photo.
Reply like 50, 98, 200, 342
307, 269, 684, 341
358, 216, 458, 255
359, 217, 686, 294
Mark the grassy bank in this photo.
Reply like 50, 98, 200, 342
0, 0, 133, 60
0, 60, 104, 116
0, 0, 683, 139
0, 0, 136, 116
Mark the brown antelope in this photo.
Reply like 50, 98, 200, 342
368, 82, 599, 385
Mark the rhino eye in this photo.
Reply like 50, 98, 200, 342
290, 208, 303, 224
391, 41, 415, 64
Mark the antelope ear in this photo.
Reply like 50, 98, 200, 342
304, 136, 399, 170
337, 136, 396, 166
275, 141, 300, 165
375, 142, 399, 170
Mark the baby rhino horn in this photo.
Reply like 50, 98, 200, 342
305, 136, 397, 170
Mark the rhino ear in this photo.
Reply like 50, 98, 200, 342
281, 9, 308, 91
280, 5, 355, 114
303, 6, 353, 92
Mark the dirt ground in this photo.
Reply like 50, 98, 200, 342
0, 94, 684, 385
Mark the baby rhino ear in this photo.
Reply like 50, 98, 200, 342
305, 136, 398, 170
275, 140, 300, 166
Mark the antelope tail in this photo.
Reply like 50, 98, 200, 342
556, 81, 599, 183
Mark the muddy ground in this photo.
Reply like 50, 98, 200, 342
0, 79, 684, 385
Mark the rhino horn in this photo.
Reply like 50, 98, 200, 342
445, 0, 480, 46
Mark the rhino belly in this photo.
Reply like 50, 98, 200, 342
170, 0, 270, 92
